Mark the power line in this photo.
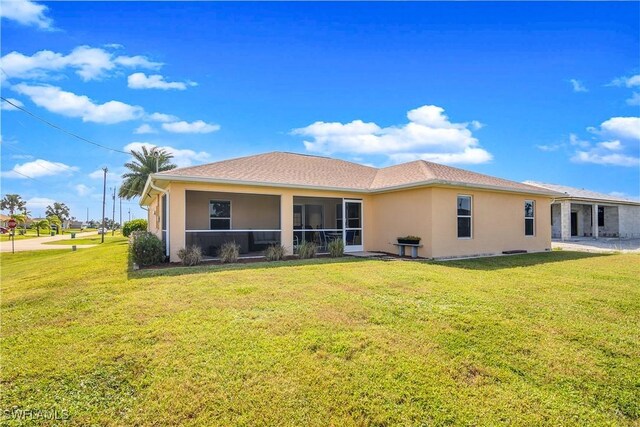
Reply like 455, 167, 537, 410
1, 96, 130, 155
3, 169, 43, 182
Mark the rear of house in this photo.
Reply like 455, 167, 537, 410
141, 152, 556, 262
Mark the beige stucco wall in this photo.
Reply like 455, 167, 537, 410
429, 187, 551, 258
185, 190, 280, 230
367, 187, 433, 257
157, 180, 551, 262
147, 194, 162, 239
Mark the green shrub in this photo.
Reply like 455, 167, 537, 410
130, 231, 164, 266
264, 244, 286, 261
122, 219, 148, 237
297, 241, 317, 259
177, 245, 203, 266
328, 238, 344, 258
218, 242, 240, 263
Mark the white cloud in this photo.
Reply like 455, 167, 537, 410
570, 117, 640, 168
610, 74, 640, 88
388, 148, 493, 165
292, 105, 491, 165
123, 142, 211, 167
569, 133, 591, 148
0, 0, 53, 29
88, 168, 124, 187
2, 159, 78, 179
26, 197, 56, 210
571, 151, 638, 167
13, 83, 144, 124
1, 98, 24, 110
596, 117, 640, 140
570, 79, 588, 93
134, 124, 157, 134
536, 144, 563, 152
88, 169, 106, 179
0, 45, 162, 82
75, 184, 93, 196
127, 73, 196, 90
598, 140, 622, 151
113, 56, 162, 69
627, 92, 640, 106
147, 112, 179, 123
162, 120, 220, 134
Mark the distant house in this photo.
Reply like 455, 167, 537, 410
64, 220, 84, 229
140, 152, 558, 262
525, 182, 640, 240
0, 214, 10, 227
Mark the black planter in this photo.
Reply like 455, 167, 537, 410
397, 238, 420, 245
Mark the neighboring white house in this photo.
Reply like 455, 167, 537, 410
525, 182, 640, 240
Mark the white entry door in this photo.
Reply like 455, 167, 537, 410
343, 199, 363, 252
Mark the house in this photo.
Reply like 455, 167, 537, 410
140, 152, 559, 262
0, 214, 10, 227
524, 182, 640, 240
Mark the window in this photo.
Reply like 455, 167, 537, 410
525, 200, 535, 236
457, 195, 472, 238
598, 206, 604, 227
336, 204, 343, 229
209, 200, 231, 230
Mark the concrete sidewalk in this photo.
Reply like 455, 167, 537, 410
0, 230, 100, 253
552, 237, 640, 253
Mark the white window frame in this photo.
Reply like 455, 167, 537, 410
209, 199, 232, 230
525, 200, 535, 237
457, 195, 473, 239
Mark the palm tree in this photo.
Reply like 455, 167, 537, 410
119, 146, 176, 200
10, 213, 26, 235
45, 203, 70, 233
0, 194, 26, 215
33, 219, 50, 237
47, 215, 62, 235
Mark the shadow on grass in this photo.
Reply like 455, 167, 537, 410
428, 250, 614, 271
127, 256, 369, 279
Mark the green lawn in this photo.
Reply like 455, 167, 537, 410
1, 239, 639, 426
42, 233, 122, 245
0, 228, 97, 242
0, 230, 41, 241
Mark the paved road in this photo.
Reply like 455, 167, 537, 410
0, 230, 101, 253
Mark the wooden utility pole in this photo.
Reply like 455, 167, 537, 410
111, 187, 116, 236
101, 167, 107, 243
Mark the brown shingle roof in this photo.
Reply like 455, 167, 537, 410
155, 152, 557, 195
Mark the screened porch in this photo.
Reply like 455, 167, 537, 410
185, 190, 281, 257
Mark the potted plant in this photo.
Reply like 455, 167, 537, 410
397, 235, 421, 245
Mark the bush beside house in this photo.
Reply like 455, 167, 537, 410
123, 219, 148, 237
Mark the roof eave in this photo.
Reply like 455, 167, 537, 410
147, 174, 560, 198
146, 174, 372, 194
551, 195, 640, 206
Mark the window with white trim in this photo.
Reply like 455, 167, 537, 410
210, 200, 231, 230
525, 200, 535, 236
457, 195, 472, 238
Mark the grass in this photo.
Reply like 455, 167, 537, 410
0, 228, 97, 242
1, 239, 639, 426
42, 233, 122, 246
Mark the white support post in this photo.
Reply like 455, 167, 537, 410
592, 204, 599, 239
560, 200, 571, 241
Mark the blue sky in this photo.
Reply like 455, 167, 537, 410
1, 1, 639, 221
